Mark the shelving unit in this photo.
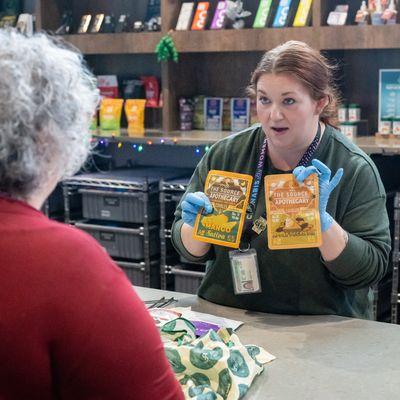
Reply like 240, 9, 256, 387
34, 0, 400, 138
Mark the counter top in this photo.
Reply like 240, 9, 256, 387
136, 287, 400, 400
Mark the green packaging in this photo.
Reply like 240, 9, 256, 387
100, 98, 124, 130
253, 0, 273, 28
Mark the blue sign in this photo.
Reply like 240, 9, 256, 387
379, 69, 400, 120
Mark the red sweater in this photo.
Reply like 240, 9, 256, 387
0, 196, 184, 400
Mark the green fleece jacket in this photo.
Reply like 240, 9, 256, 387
172, 124, 391, 318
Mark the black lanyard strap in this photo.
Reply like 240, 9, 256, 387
239, 124, 321, 250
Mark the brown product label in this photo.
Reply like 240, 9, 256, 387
265, 174, 322, 250
193, 170, 253, 248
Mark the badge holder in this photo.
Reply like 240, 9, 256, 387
229, 248, 261, 295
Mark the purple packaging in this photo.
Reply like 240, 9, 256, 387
179, 98, 194, 130
192, 320, 220, 336
210, 1, 227, 29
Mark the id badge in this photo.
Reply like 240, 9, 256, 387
229, 248, 261, 295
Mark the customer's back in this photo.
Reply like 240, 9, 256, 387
0, 195, 183, 399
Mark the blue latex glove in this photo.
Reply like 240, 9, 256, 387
181, 192, 213, 227
293, 159, 343, 232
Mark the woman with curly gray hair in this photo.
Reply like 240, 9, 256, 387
0, 30, 183, 400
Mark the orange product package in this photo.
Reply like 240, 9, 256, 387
125, 99, 146, 136
264, 173, 322, 250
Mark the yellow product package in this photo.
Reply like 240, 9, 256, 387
125, 99, 146, 136
193, 170, 253, 248
99, 98, 124, 130
264, 173, 322, 250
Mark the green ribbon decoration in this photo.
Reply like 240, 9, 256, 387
155, 34, 179, 63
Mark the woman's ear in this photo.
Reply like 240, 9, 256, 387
315, 96, 329, 115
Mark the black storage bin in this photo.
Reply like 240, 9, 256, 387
159, 177, 193, 290
391, 193, 400, 324
171, 265, 206, 294
81, 189, 160, 223
115, 259, 160, 288
64, 167, 190, 224
75, 221, 159, 260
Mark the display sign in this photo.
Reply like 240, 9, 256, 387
379, 69, 400, 120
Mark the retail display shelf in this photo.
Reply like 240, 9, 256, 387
58, 25, 400, 55
60, 32, 162, 55
93, 130, 400, 154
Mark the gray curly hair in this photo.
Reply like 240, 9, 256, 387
0, 30, 99, 199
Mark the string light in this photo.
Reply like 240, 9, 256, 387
195, 147, 201, 155
138, 145, 143, 152
132, 144, 137, 149
205, 145, 210, 152
118, 142, 123, 149
160, 139, 165, 144
147, 140, 153, 145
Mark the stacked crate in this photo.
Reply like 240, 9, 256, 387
159, 178, 206, 294
391, 193, 400, 324
370, 191, 399, 322
42, 185, 65, 221
62, 167, 186, 288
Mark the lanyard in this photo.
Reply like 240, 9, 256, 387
239, 124, 321, 250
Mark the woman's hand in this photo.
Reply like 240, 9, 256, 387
293, 159, 343, 232
181, 192, 213, 227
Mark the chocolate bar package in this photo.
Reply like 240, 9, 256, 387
191, 2, 210, 30
210, 1, 227, 29
176, 2, 195, 30
253, 0, 274, 28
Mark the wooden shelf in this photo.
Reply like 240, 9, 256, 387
171, 27, 317, 53
60, 32, 162, 55
94, 130, 400, 154
319, 25, 400, 50
60, 25, 400, 55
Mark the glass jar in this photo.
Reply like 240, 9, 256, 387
348, 104, 361, 122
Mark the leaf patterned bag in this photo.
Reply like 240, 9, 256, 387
161, 318, 275, 400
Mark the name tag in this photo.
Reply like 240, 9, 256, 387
229, 249, 261, 295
